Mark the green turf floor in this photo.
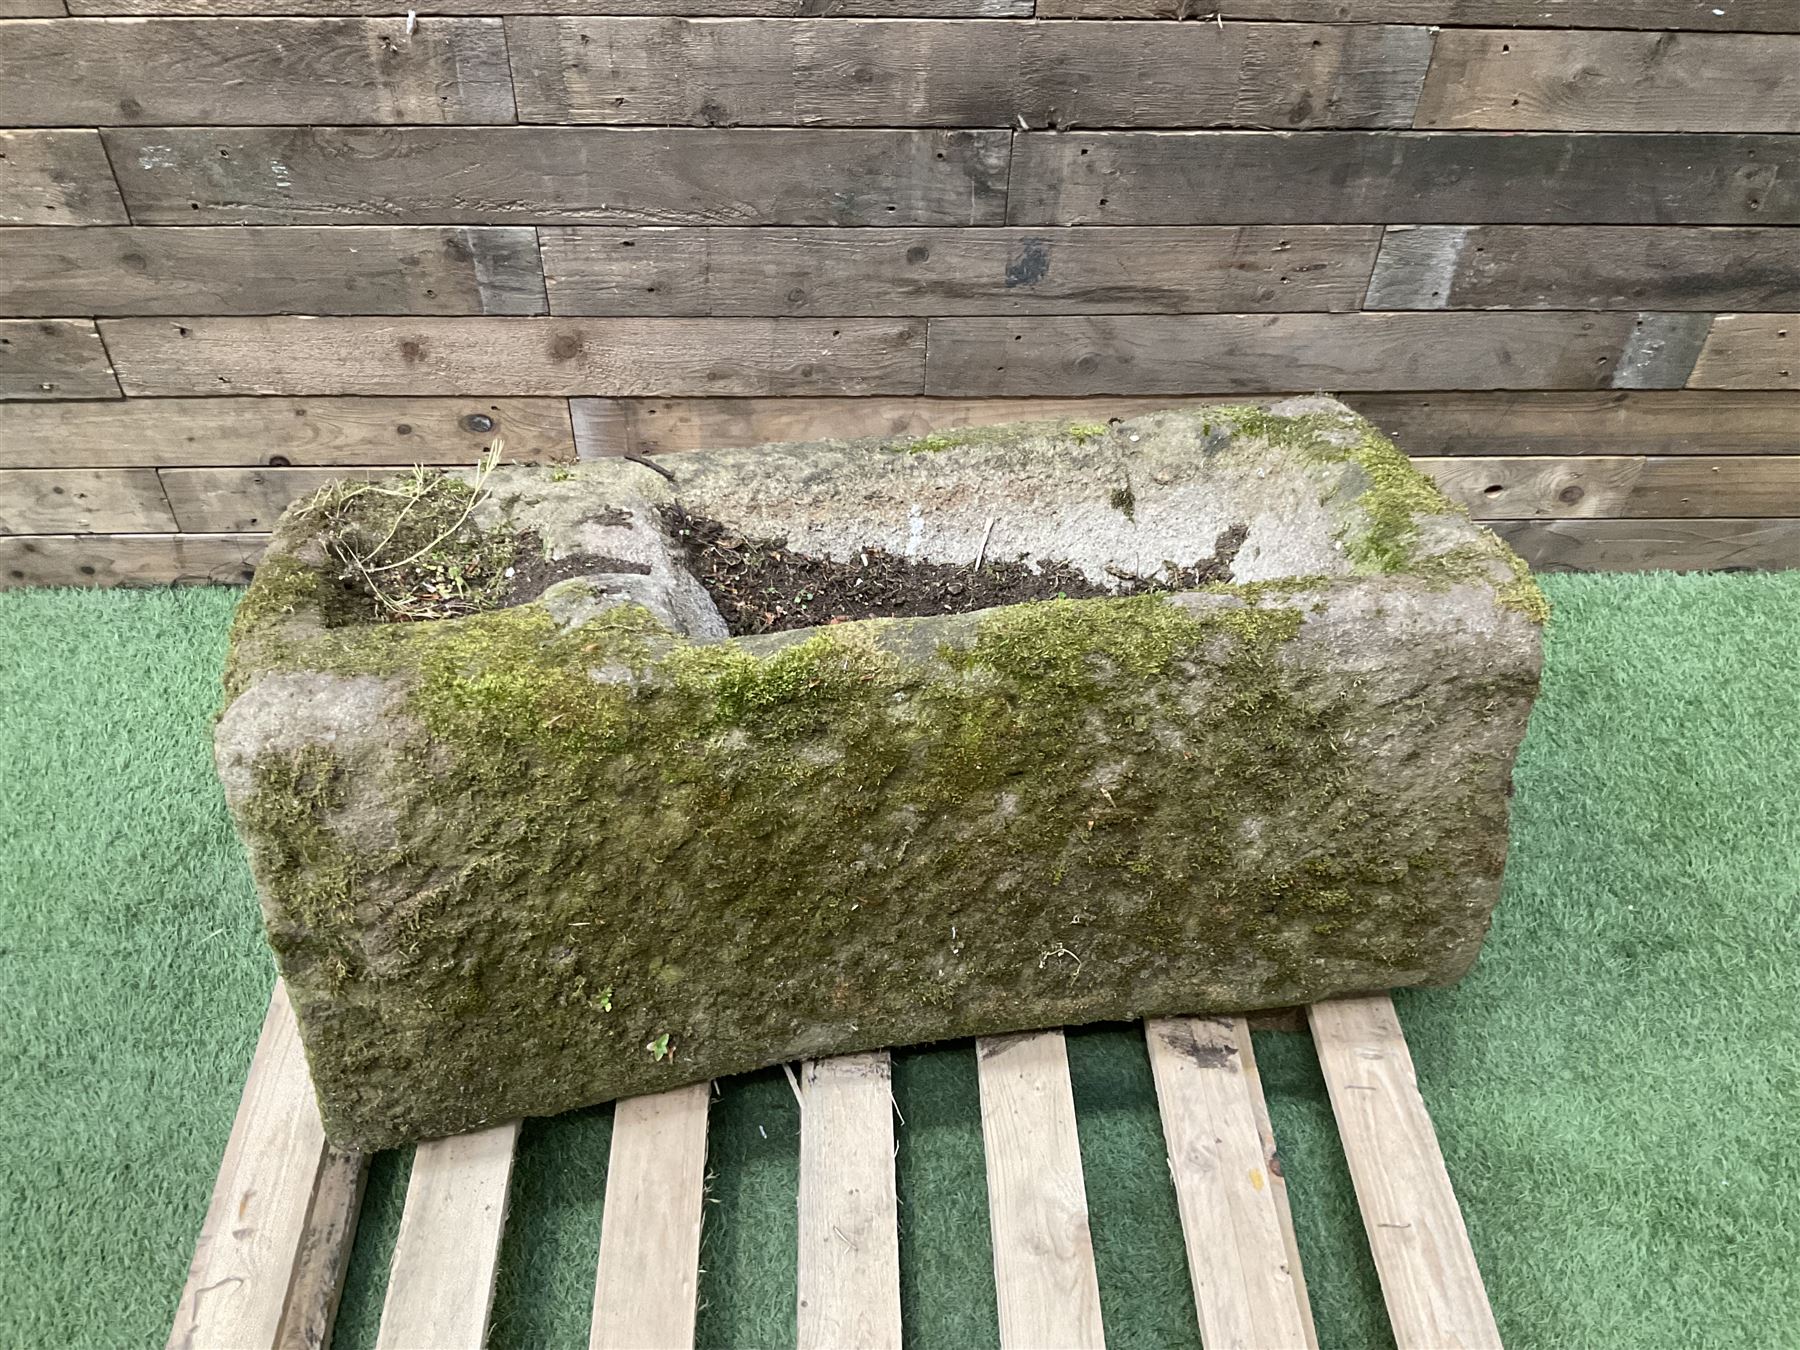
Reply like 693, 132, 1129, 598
3, 573, 1797, 1349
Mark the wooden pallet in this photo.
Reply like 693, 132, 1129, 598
168, 983, 1500, 1350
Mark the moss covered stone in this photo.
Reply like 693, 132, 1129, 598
217, 398, 1543, 1149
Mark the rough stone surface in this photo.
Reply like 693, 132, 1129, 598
216, 400, 1544, 1149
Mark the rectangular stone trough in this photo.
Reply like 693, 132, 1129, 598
217, 399, 1544, 1149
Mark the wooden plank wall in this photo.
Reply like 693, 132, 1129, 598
3, 10, 1798, 587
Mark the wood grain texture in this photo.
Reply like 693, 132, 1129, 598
1366, 226, 1800, 311
0, 468, 173, 533
591, 1083, 711, 1350
0, 129, 127, 224
1689, 315, 1800, 390
0, 531, 265, 587
1353, 391, 1800, 457
0, 18, 514, 125
923, 313, 1686, 396
72, 0, 1028, 15
976, 1031, 1105, 1350
1008, 131, 1800, 225
102, 127, 1009, 226
0, 227, 546, 317
572, 394, 1251, 456
1145, 1016, 1314, 1350
1, 396, 574, 467
1416, 29, 1800, 132
1495, 517, 1800, 572
0, 320, 120, 400
376, 1123, 520, 1350
507, 18, 1428, 128
797, 1053, 901, 1350
1033, 0, 1800, 27
1424, 455, 1800, 519
0, 0, 67, 15
167, 983, 329, 1350
542, 226, 1381, 317
1308, 997, 1500, 1350
102, 317, 923, 397
158, 466, 407, 532
275, 1147, 367, 1350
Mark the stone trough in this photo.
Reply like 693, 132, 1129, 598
217, 399, 1544, 1150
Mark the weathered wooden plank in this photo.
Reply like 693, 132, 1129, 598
167, 983, 330, 1350
0, 531, 265, 587
1494, 517, 1800, 573
571, 394, 1249, 456
976, 1031, 1105, 1350
0, 130, 125, 225
1008, 131, 1800, 226
1367, 226, 1800, 312
73, 0, 1027, 15
102, 317, 925, 397
375, 1121, 521, 1350
158, 466, 405, 532
0, 396, 575, 468
1423, 455, 1800, 520
1146, 1016, 1314, 1350
1689, 315, 1800, 390
1353, 391, 1800, 457
0, 227, 546, 318
275, 1146, 367, 1350
103, 127, 1010, 227
797, 1053, 901, 1350
542, 226, 1381, 317
0, 468, 173, 533
1034, 0, 1800, 27
923, 313, 1691, 397
0, 0, 67, 15
1308, 997, 1500, 1350
0, 320, 120, 400
508, 18, 1427, 128
1416, 29, 1800, 133
0, 18, 513, 125
591, 1083, 711, 1350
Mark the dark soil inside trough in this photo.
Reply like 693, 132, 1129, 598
664, 508, 1249, 636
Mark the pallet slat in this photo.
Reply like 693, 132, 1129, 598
541, 226, 1381, 317
0, 468, 174, 534
976, 1031, 1105, 1350
0, 397, 575, 470
72, 0, 1029, 14
0, 227, 547, 319
374, 1121, 521, 1350
1237, 1025, 1319, 1350
1416, 29, 1800, 133
0, 319, 121, 401
168, 983, 332, 1350
99, 317, 926, 398
0, 18, 515, 126
0, 130, 128, 225
100, 127, 1010, 227
1032, 0, 1800, 28
1495, 517, 1800, 573
922, 313, 1702, 396
1007, 131, 1800, 226
1688, 315, 1800, 390
506, 18, 1428, 129
1421, 455, 1800, 519
590, 1083, 712, 1350
1309, 997, 1501, 1350
0, 532, 265, 588
276, 1145, 368, 1350
1146, 1016, 1315, 1350
797, 1053, 902, 1350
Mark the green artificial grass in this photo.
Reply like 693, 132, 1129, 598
2, 573, 1797, 1348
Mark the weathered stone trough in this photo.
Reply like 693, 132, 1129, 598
217, 399, 1544, 1149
